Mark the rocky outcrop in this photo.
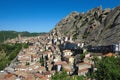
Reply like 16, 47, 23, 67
51, 6, 120, 46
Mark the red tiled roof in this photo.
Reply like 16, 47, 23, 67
78, 68, 88, 72
63, 50, 71, 53
40, 76, 49, 80
54, 61, 67, 65
44, 51, 52, 54
32, 54, 39, 58
64, 55, 72, 58
43, 71, 52, 75
105, 52, 115, 57
64, 67, 71, 72
5, 73, 13, 79
25, 74, 35, 80
35, 73, 44, 78
78, 62, 91, 65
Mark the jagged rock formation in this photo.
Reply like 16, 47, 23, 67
51, 6, 120, 46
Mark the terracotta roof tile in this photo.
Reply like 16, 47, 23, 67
105, 52, 115, 57
78, 68, 88, 72
5, 73, 13, 79
54, 61, 67, 65
35, 73, 44, 78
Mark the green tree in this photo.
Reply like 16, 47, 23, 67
92, 54, 100, 67
51, 69, 84, 80
95, 56, 120, 80
72, 75, 84, 80
39, 58, 44, 66
26, 62, 30, 66
0, 43, 23, 70
51, 69, 68, 80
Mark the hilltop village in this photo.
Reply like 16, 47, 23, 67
0, 29, 119, 80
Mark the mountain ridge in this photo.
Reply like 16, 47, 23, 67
51, 6, 120, 46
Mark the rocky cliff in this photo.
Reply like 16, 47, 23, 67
51, 6, 120, 46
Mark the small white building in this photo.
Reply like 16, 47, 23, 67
63, 50, 73, 57
54, 61, 67, 72
65, 37, 68, 42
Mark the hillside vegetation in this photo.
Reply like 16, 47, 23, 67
0, 31, 47, 43
0, 43, 28, 70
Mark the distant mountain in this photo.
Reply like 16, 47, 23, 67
0, 31, 47, 43
51, 6, 120, 46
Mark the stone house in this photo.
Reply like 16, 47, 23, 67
54, 61, 67, 72
77, 62, 91, 76
63, 50, 73, 57
15, 65, 28, 71
62, 63, 73, 75
4, 73, 16, 80
31, 54, 40, 62
38, 66, 46, 73
17, 54, 31, 64
63, 55, 74, 65
43, 51, 53, 60
78, 68, 89, 76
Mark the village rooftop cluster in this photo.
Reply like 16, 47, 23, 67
0, 30, 119, 80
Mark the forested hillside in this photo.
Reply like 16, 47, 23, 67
0, 43, 28, 70
0, 31, 47, 43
